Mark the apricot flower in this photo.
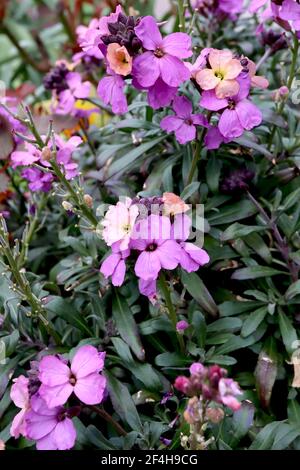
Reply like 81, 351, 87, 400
106, 43, 132, 76
196, 49, 242, 98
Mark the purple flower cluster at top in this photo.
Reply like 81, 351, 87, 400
10, 345, 106, 450
191, 0, 244, 20
250, 0, 300, 37
100, 193, 209, 302
174, 362, 242, 411
11, 135, 82, 192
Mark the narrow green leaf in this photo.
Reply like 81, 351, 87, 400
241, 307, 268, 337
181, 271, 218, 317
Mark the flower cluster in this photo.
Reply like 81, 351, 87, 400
11, 135, 82, 192
250, 0, 300, 37
10, 345, 106, 450
174, 362, 242, 412
43, 62, 91, 115
191, 0, 244, 21
100, 193, 209, 300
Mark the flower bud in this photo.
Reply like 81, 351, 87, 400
206, 407, 225, 423
0, 439, 5, 450
41, 146, 52, 162
174, 376, 191, 394
62, 201, 74, 212
176, 320, 189, 333
83, 194, 93, 208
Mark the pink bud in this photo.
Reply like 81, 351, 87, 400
176, 320, 189, 333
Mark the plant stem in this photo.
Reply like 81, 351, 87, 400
187, 127, 206, 185
247, 191, 299, 282
89, 406, 127, 436
0, 23, 50, 72
159, 272, 185, 353
177, 0, 186, 32
268, 35, 299, 151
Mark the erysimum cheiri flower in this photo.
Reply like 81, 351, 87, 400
249, 0, 300, 36
9, 345, 107, 450
100, 194, 210, 300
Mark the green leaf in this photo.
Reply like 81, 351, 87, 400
249, 421, 283, 450
221, 223, 265, 242
180, 182, 200, 201
282, 187, 300, 211
45, 296, 92, 336
288, 400, 300, 424
285, 280, 300, 300
181, 271, 218, 317
219, 300, 264, 317
112, 292, 145, 361
106, 136, 164, 178
271, 423, 300, 450
207, 200, 257, 225
155, 352, 190, 367
234, 136, 273, 160
85, 425, 118, 450
278, 311, 298, 355
191, 310, 206, 348
231, 266, 285, 280
229, 401, 255, 446
206, 156, 222, 193
241, 307, 268, 337
105, 371, 143, 433
207, 317, 242, 333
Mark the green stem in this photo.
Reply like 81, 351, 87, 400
50, 159, 98, 227
268, 35, 299, 151
187, 127, 206, 185
177, 0, 186, 32
159, 272, 185, 353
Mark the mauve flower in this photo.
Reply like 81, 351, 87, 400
132, 77, 177, 110
133, 16, 192, 88
174, 376, 191, 394
200, 76, 262, 139
196, 49, 243, 99
55, 72, 90, 115
106, 43, 132, 76
138, 278, 157, 302
172, 214, 210, 273
204, 125, 229, 150
131, 214, 182, 281
162, 192, 189, 216
160, 96, 208, 144
176, 320, 189, 332
97, 68, 128, 114
185, 48, 212, 79
100, 243, 130, 287
77, 19, 104, 61
38, 346, 106, 408
21, 168, 53, 193
279, 0, 300, 32
190, 362, 205, 376
10, 375, 30, 438
26, 395, 76, 450
218, 378, 242, 411
11, 143, 41, 168
54, 135, 82, 180
101, 197, 139, 250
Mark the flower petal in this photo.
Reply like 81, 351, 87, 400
196, 69, 220, 91
162, 33, 192, 58
71, 345, 105, 378
159, 55, 191, 87
135, 251, 161, 281
134, 16, 162, 50
216, 79, 240, 99
218, 109, 244, 139
172, 95, 193, 119
133, 52, 160, 88
53, 418, 76, 450
235, 99, 262, 130
39, 355, 70, 387
160, 115, 182, 133
74, 373, 106, 405
200, 90, 228, 111
39, 383, 73, 408
175, 122, 196, 144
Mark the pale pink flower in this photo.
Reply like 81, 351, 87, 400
247, 59, 269, 89
196, 49, 243, 98
101, 197, 139, 251
38, 345, 106, 408
10, 375, 30, 438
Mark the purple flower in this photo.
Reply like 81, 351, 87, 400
97, 69, 128, 114
172, 214, 210, 272
38, 346, 106, 408
100, 243, 130, 286
161, 95, 208, 144
200, 76, 262, 139
132, 16, 192, 88
55, 72, 90, 115
10, 375, 30, 439
22, 168, 53, 193
138, 278, 157, 302
132, 76, 177, 110
55, 135, 82, 180
176, 320, 189, 332
26, 395, 76, 450
279, 0, 300, 33
131, 214, 182, 281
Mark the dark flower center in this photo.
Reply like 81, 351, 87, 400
146, 243, 158, 252
69, 374, 77, 385
184, 118, 193, 126
154, 48, 164, 58
227, 98, 236, 110
57, 410, 67, 422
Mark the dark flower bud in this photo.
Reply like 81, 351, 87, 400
261, 30, 288, 52
43, 63, 69, 94
220, 168, 255, 195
